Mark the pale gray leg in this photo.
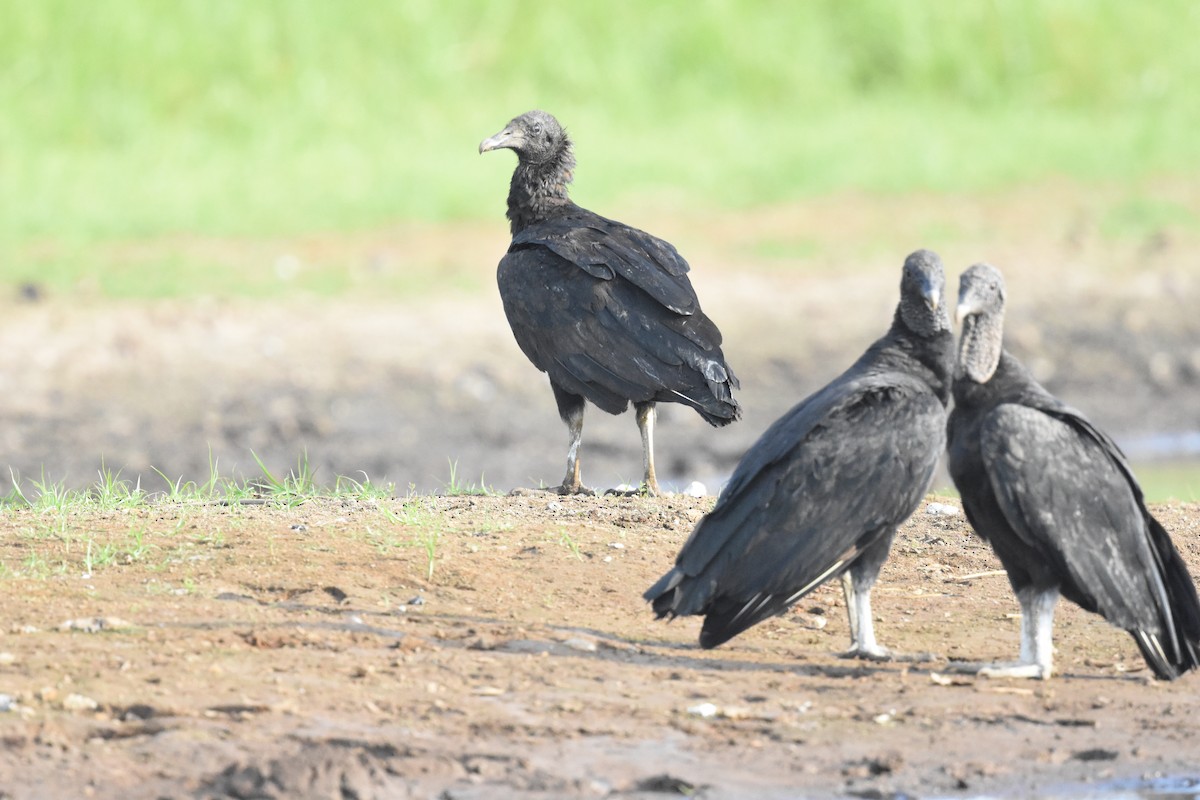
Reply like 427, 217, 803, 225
837, 531, 896, 660
551, 384, 593, 495
635, 401, 661, 496
840, 574, 891, 660
841, 572, 859, 646
980, 588, 1057, 679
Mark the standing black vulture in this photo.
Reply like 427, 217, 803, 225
645, 250, 954, 657
478, 110, 740, 496
947, 262, 1200, 680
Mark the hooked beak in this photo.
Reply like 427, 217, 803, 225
955, 297, 981, 326
479, 126, 522, 154
917, 273, 941, 315
924, 286, 942, 314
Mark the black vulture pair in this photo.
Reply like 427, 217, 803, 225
479, 110, 739, 496
481, 110, 1200, 679
645, 256, 1200, 679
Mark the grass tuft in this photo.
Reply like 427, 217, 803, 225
440, 459, 495, 497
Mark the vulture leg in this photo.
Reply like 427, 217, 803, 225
552, 384, 593, 495
838, 536, 893, 661
635, 401, 662, 496
840, 573, 860, 647
979, 587, 1057, 679
837, 530, 932, 662
841, 575, 889, 660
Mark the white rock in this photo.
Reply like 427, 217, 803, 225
62, 693, 99, 712
563, 637, 598, 653
687, 702, 718, 718
0, 694, 13, 712
682, 481, 707, 498
926, 502, 960, 517
59, 617, 133, 633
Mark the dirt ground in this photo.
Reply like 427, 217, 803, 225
0, 184, 1198, 798
0, 494, 1197, 799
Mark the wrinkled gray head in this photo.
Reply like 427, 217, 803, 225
479, 110, 571, 165
955, 262, 1007, 383
898, 249, 952, 337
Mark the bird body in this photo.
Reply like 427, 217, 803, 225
481, 111, 738, 494
948, 263, 1200, 680
647, 250, 954, 656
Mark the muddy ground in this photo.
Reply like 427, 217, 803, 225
0, 184, 1198, 798
0, 494, 1197, 799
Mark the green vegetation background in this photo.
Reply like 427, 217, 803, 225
2, 1, 1197, 292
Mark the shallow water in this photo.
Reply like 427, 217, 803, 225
1123, 432, 1200, 461
937, 776, 1200, 800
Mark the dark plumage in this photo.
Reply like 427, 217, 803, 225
646, 250, 954, 657
947, 263, 1200, 680
479, 110, 740, 496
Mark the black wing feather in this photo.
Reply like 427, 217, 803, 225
498, 230, 738, 424
511, 211, 697, 314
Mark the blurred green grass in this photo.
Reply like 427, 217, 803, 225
1, 0, 1198, 296
1132, 463, 1200, 504
934, 462, 1200, 504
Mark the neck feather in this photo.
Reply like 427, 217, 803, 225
506, 147, 575, 233
958, 309, 1005, 383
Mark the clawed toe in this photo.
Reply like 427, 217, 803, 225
839, 645, 895, 662
978, 662, 1051, 680
944, 660, 1050, 679
603, 484, 661, 498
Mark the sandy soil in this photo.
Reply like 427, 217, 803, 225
0, 494, 1197, 799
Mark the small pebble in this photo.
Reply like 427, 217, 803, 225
563, 637, 598, 653
926, 502, 960, 517
0, 653, 15, 665
683, 481, 707, 498
62, 693, 99, 713
0, 694, 13, 712
59, 617, 133, 633
687, 702, 718, 718
608, 542, 625, 550
408, 595, 425, 606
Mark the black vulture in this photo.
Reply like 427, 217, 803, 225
646, 250, 954, 657
947, 262, 1200, 680
478, 110, 740, 496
